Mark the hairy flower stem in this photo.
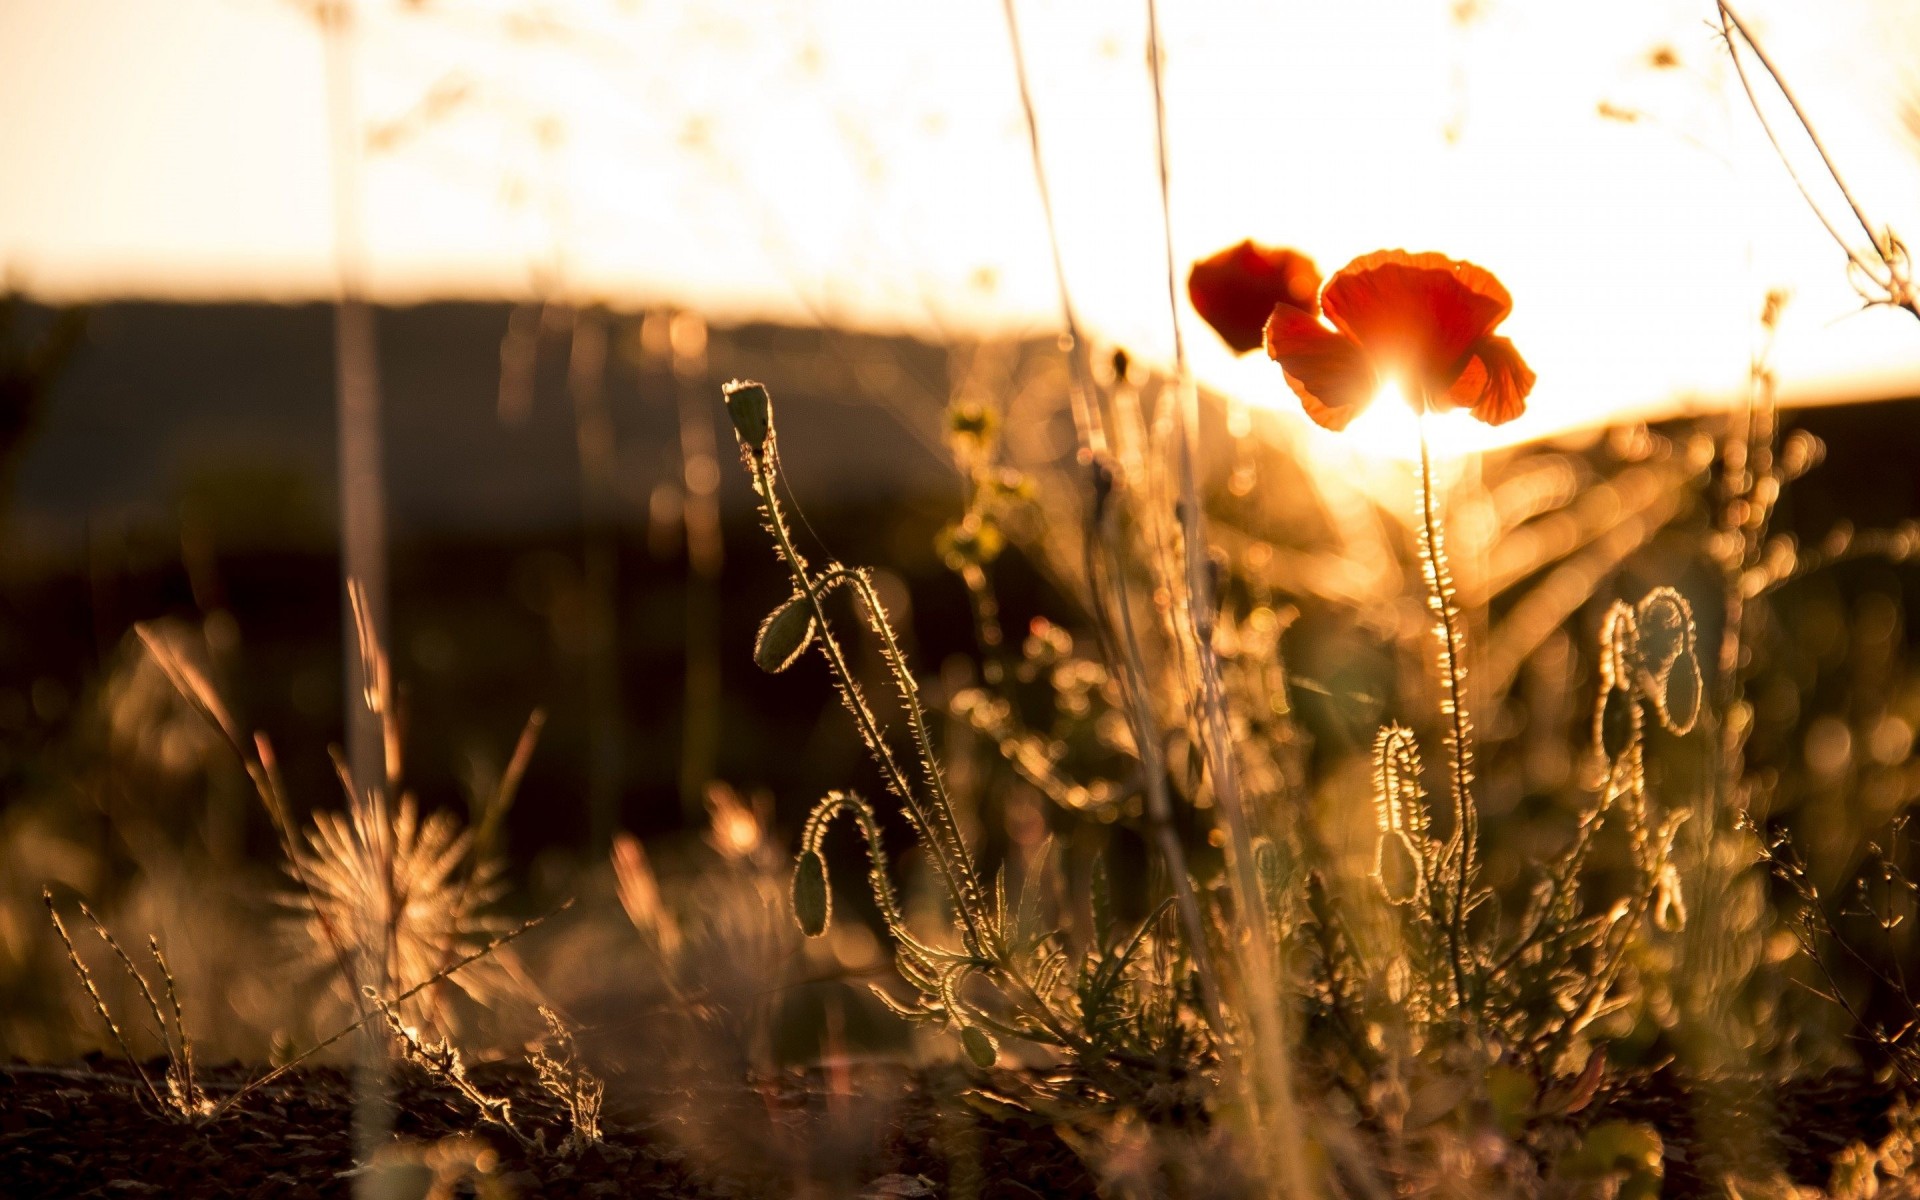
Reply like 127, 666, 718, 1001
745, 449, 991, 957
1415, 404, 1480, 1012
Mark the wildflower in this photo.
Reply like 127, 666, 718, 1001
1261, 250, 1535, 431
1187, 240, 1322, 355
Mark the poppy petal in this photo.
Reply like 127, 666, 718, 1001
1189, 241, 1322, 355
1444, 334, 1534, 426
1265, 303, 1377, 431
1320, 251, 1512, 397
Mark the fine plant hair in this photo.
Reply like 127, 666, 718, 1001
722, 379, 1206, 1094
43, 890, 208, 1120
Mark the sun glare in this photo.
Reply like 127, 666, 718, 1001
1328, 379, 1490, 462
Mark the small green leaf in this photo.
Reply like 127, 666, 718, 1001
755, 596, 816, 673
959, 1025, 998, 1069
721, 380, 772, 452
792, 850, 830, 937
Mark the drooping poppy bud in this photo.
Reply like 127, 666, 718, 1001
722, 379, 773, 455
791, 849, 830, 937
754, 594, 816, 673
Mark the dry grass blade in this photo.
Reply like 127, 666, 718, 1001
147, 936, 203, 1114
43, 890, 169, 1115
135, 622, 371, 1010
1717, 1, 1918, 317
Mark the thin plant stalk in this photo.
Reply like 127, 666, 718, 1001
998, 0, 1106, 458
1414, 403, 1480, 1011
1717, 1, 1917, 317
671, 314, 725, 823
148, 937, 201, 1113
568, 305, 624, 852
1142, 2, 1308, 1188
1000, 0, 1224, 1036
316, 0, 392, 1174
744, 447, 990, 955
1082, 515, 1226, 1037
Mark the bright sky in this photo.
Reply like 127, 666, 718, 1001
3, 0, 1920, 448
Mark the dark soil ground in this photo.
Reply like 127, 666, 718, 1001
1, 1056, 1913, 1198
0, 1056, 1099, 1199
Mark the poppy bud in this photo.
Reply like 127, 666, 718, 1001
792, 849, 830, 937
960, 1024, 998, 1068
722, 380, 773, 455
1598, 686, 1638, 761
1632, 589, 1688, 679
755, 595, 816, 673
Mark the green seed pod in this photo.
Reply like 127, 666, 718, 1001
755, 595, 816, 673
959, 1024, 998, 1069
722, 380, 773, 454
1598, 686, 1638, 761
792, 849, 830, 937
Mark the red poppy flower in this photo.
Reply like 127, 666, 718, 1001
1188, 241, 1322, 355
1262, 250, 1535, 431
